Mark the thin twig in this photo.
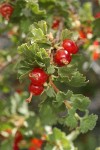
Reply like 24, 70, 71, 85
49, 76, 59, 93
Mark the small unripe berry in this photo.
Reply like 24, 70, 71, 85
29, 68, 48, 86
54, 49, 71, 66
62, 39, 78, 54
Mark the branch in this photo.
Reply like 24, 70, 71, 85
49, 77, 59, 93
0, 54, 19, 73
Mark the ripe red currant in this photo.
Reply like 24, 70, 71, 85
62, 39, 78, 54
29, 83, 44, 96
54, 49, 71, 66
13, 131, 23, 150
92, 51, 100, 61
52, 19, 60, 29
79, 30, 86, 39
94, 12, 100, 18
29, 138, 43, 150
14, 131, 23, 144
93, 40, 99, 46
13, 145, 19, 150
29, 68, 48, 86
0, 3, 14, 19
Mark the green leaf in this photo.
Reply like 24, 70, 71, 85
25, 0, 45, 15
47, 128, 71, 150
79, 2, 93, 21
45, 86, 56, 97
17, 64, 32, 81
67, 71, 88, 87
30, 28, 45, 42
39, 104, 57, 125
29, 21, 48, 42
55, 90, 73, 107
0, 124, 12, 132
58, 65, 77, 77
0, 137, 14, 150
44, 144, 54, 150
80, 114, 98, 133
61, 29, 72, 41
36, 20, 47, 34
93, 18, 100, 37
58, 65, 87, 87
65, 109, 78, 129
47, 65, 55, 74
71, 94, 90, 111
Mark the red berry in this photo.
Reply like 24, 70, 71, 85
94, 12, 100, 18
52, 19, 60, 29
92, 51, 100, 61
13, 144, 19, 150
29, 68, 48, 86
62, 39, 78, 54
93, 40, 99, 46
79, 30, 86, 39
86, 27, 92, 34
29, 83, 44, 96
16, 89, 22, 94
14, 131, 23, 144
13, 131, 23, 150
54, 49, 71, 66
0, 3, 14, 19
29, 138, 43, 150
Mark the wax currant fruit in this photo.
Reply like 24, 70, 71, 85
52, 19, 60, 29
93, 40, 99, 46
62, 39, 78, 54
0, 3, 14, 19
26, 82, 44, 103
29, 138, 43, 150
92, 51, 100, 61
79, 30, 86, 39
29, 68, 48, 86
94, 12, 100, 18
13, 131, 23, 150
54, 49, 71, 66
29, 83, 44, 96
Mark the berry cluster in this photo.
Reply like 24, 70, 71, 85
79, 27, 92, 40
26, 39, 78, 102
26, 68, 48, 102
54, 39, 78, 66
0, 3, 14, 20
